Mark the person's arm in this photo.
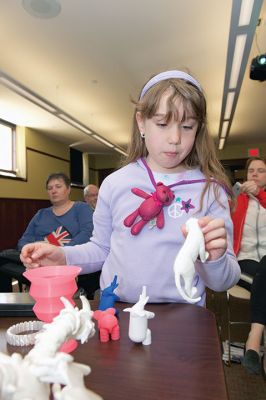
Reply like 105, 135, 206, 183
20, 191, 110, 271
195, 187, 241, 292
63, 182, 112, 273
256, 188, 266, 208
65, 202, 94, 246
17, 211, 42, 250
20, 242, 66, 268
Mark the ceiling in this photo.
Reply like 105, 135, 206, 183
0, 0, 265, 156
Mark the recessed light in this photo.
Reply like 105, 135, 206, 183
22, 0, 61, 19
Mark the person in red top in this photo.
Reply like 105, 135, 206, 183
231, 157, 266, 378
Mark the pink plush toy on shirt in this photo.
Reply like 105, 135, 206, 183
93, 308, 120, 343
124, 182, 175, 235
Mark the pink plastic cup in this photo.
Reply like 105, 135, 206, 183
23, 265, 81, 352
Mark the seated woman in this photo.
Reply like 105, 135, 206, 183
231, 157, 266, 378
0, 172, 100, 298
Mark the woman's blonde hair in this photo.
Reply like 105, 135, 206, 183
123, 73, 233, 209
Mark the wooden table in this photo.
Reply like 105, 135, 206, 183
0, 299, 228, 400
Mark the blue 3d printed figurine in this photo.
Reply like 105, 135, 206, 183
98, 275, 120, 313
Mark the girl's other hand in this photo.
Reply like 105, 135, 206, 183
198, 216, 227, 261
20, 242, 66, 269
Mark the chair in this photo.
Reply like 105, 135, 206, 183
226, 284, 250, 365
0, 249, 30, 292
226, 272, 266, 365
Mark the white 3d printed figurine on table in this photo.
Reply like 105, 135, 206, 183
173, 217, 209, 304
0, 296, 103, 400
123, 286, 155, 345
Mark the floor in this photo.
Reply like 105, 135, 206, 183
206, 289, 266, 399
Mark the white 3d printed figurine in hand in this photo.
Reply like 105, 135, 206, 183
173, 217, 209, 304
123, 286, 155, 345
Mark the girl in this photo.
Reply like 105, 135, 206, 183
231, 157, 266, 377
20, 70, 240, 305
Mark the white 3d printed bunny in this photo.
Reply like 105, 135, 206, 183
123, 286, 155, 345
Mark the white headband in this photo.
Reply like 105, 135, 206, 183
140, 70, 202, 99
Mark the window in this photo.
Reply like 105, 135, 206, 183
0, 119, 16, 176
70, 147, 83, 186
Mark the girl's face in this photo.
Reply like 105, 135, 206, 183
136, 89, 198, 173
247, 160, 266, 189
47, 178, 70, 205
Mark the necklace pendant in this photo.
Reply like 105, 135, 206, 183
124, 182, 175, 235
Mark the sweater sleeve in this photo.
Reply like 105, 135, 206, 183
66, 202, 94, 245
17, 211, 42, 250
63, 184, 112, 272
195, 187, 241, 292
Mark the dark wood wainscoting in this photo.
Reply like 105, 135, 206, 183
0, 198, 50, 250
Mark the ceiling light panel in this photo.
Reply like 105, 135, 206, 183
216, 0, 263, 149
0, 76, 57, 113
91, 134, 114, 148
220, 121, 229, 138
57, 114, 92, 134
238, 0, 255, 26
114, 147, 128, 156
224, 92, 235, 120
229, 34, 247, 89
218, 138, 225, 150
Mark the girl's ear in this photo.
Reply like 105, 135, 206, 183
136, 111, 145, 133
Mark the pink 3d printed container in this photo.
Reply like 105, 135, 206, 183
23, 265, 81, 352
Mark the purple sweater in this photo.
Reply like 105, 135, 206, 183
64, 159, 240, 305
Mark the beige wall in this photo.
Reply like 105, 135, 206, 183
89, 154, 122, 169
0, 128, 84, 201
26, 128, 69, 159
3, 126, 262, 200
217, 142, 266, 160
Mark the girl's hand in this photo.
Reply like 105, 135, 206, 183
198, 216, 227, 261
20, 242, 66, 269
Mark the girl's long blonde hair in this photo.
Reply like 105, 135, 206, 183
122, 73, 233, 209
